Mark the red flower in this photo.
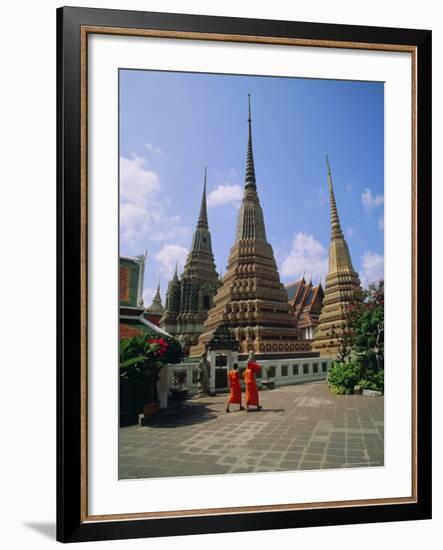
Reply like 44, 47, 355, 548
147, 337, 169, 356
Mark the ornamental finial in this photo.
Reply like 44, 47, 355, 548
197, 167, 209, 229
244, 94, 256, 188
326, 155, 344, 241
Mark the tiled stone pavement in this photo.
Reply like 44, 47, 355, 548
119, 381, 384, 480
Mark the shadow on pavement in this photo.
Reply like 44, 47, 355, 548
142, 400, 218, 428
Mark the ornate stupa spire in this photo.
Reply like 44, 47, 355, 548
245, 94, 256, 189
146, 281, 164, 315
235, 95, 267, 242
191, 97, 303, 358
189, 168, 213, 252
161, 265, 180, 332
197, 167, 209, 230
324, 156, 355, 274
161, 168, 220, 354
155, 280, 161, 299
312, 156, 361, 357
327, 155, 344, 240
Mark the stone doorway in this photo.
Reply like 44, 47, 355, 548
214, 353, 228, 390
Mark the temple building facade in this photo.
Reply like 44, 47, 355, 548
119, 252, 170, 340
311, 157, 362, 357
191, 96, 306, 358
285, 277, 324, 340
120, 252, 146, 310
119, 252, 146, 339
160, 169, 221, 354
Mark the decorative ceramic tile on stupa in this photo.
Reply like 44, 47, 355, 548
311, 157, 362, 357
161, 169, 221, 354
191, 96, 302, 358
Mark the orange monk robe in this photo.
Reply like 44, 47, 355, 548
227, 370, 242, 404
243, 361, 261, 406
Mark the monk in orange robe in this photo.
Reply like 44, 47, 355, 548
226, 364, 244, 412
243, 360, 263, 412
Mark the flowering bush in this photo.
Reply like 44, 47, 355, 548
120, 333, 183, 403
148, 338, 168, 357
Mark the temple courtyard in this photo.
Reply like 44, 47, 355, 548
119, 381, 384, 480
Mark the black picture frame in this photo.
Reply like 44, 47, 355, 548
57, 6, 432, 543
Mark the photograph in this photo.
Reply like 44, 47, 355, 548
54, 5, 432, 543
0, 0, 436, 544
118, 69, 385, 480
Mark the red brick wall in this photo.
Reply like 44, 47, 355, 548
120, 323, 143, 340
120, 267, 130, 302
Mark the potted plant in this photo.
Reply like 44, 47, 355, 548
120, 334, 182, 421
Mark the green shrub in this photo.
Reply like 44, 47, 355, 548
373, 370, 384, 392
327, 358, 384, 396
359, 369, 384, 393
327, 361, 362, 394
329, 384, 347, 395
358, 379, 378, 391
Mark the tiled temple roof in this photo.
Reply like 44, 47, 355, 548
285, 278, 324, 316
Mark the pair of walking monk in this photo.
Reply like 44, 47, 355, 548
226, 360, 263, 413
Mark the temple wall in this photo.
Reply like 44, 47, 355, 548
166, 356, 334, 397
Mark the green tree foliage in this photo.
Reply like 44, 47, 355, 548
327, 279, 384, 395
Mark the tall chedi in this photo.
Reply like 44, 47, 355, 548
312, 156, 362, 357
145, 282, 164, 316
160, 169, 221, 354
191, 96, 302, 357
161, 264, 180, 335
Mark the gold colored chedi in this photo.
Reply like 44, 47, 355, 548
311, 157, 362, 357
190, 96, 304, 357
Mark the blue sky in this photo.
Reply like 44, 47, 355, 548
119, 69, 384, 306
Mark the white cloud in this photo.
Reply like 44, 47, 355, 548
346, 226, 354, 238
360, 251, 384, 287
346, 183, 353, 192
120, 202, 149, 245
155, 244, 189, 279
120, 199, 188, 247
361, 187, 384, 213
207, 184, 243, 208
120, 154, 160, 203
119, 154, 189, 252
145, 143, 167, 159
280, 232, 328, 282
